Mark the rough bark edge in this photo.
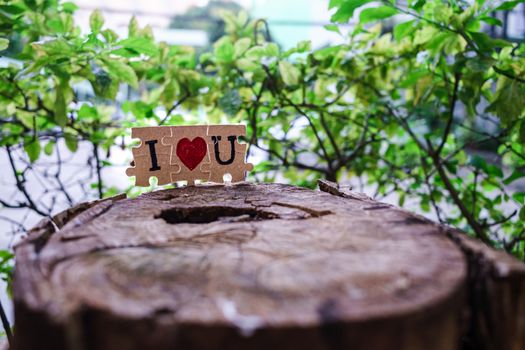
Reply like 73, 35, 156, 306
318, 179, 525, 350
12, 194, 127, 350
317, 179, 375, 202
15, 194, 126, 253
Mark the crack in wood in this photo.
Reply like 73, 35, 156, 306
154, 206, 278, 224
363, 205, 392, 211
270, 201, 333, 217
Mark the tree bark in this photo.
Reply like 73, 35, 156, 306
12, 182, 525, 350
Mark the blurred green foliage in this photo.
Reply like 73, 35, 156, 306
0, 0, 524, 258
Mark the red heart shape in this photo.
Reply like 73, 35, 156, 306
176, 137, 207, 171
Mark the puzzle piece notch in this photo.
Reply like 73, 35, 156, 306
162, 125, 211, 186
126, 126, 180, 186
204, 125, 253, 184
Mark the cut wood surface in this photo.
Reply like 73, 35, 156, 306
12, 182, 525, 350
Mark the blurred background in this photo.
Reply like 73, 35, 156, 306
72, 0, 346, 49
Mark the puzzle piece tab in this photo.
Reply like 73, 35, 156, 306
204, 124, 254, 183
162, 125, 211, 186
125, 126, 180, 186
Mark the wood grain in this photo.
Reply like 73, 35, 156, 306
11, 183, 524, 350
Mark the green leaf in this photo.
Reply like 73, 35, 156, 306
101, 58, 138, 89
466, 57, 495, 72
324, 24, 341, 34
329, 0, 344, 9
495, 0, 522, 11
115, 37, 157, 56
414, 26, 439, 46
520, 121, 525, 143
33, 38, 72, 56
399, 68, 427, 88
54, 78, 70, 127
218, 89, 242, 116
214, 38, 234, 63
245, 46, 265, 59
504, 170, 525, 185
330, 0, 373, 23
410, 0, 426, 10
237, 11, 248, 27
0, 38, 9, 51
359, 6, 397, 24
128, 16, 139, 37
479, 16, 502, 27
78, 104, 98, 120
265, 43, 280, 57
284, 40, 311, 56
15, 112, 34, 130
313, 45, 341, 60
519, 206, 525, 221
90, 69, 118, 99
420, 195, 431, 212
161, 79, 179, 107
236, 58, 258, 71
62, 2, 78, 13
470, 155, 487, 170
470, 155, 503, 178
393, 20, 416, 42
425, 32, 453, 53
64, 133, 78, 152
102, 29, 118, 43
24, 139, 41, 163
487, 77, 525, 125
90, 9, 104, 33
398, 192, 406, 207
44, 141, 55, 156
513, 192, 525, 204
470, 32, 511, 51
47, 18, 65, 33
234, 38, 251, 57
279, 61, 300, 86
512, 192, 525, 204
298, 41, 312, 52
0, 4, 24, 15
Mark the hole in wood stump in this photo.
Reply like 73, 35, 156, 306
155, 206, 277, 224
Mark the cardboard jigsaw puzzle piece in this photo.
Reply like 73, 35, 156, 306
126, 154, 174, 186
126, 124, 253, 187
162, 125, 211, 185
126, 126, 180, 186
205, 124, 253, 183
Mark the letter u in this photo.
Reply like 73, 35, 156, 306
211, 135, 236, 165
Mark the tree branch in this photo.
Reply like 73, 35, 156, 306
428, 144, 490, 244
5, 145, 48, 216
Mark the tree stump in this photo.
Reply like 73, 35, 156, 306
12, 182, 525, 350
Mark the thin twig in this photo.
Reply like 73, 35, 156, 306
92, 143, 103, 199
5, 145, 48, 216
0, 300, 12, 345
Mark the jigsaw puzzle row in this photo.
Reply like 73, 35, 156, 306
125, 125, 254, 186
